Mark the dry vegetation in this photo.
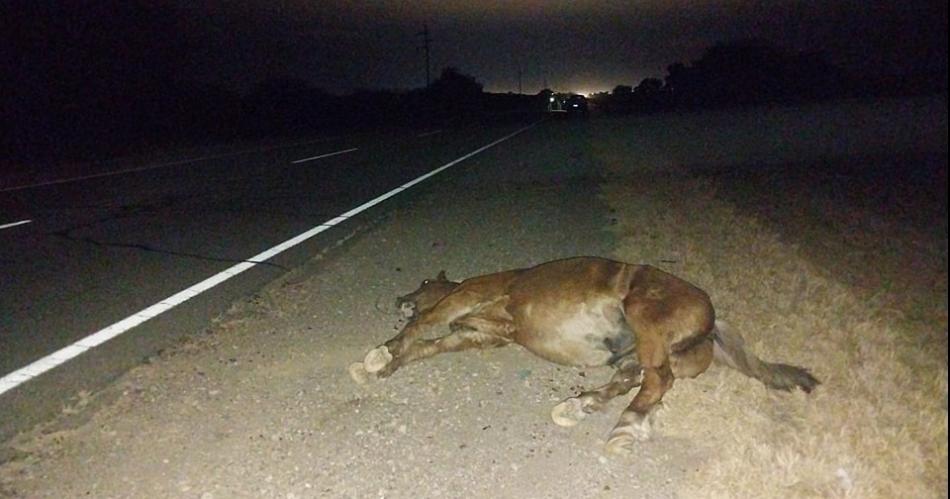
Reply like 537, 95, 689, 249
598, 150, 947, 497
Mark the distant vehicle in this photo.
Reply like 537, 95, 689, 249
547, 93, 589, 118
564, 94, 589, 116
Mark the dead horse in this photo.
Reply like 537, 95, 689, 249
349, 256, 818, 454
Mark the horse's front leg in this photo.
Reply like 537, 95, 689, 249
374, 327, 511, 378
348, 319, 434, 384
352, 292, 481, 382
373, 310, 516, 375
361, 318, 437, 375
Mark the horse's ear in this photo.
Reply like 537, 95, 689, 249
437, 270, 447, 281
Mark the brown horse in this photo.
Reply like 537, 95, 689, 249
349, 256, 818, 454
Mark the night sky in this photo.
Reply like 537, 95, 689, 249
5, 0, 949, 95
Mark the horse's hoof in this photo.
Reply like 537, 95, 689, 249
605, 416, 651, 454
551, 398, 586, 427
348, 362, 374, 385
605, 433, 636, 455
363, 346, 393, 373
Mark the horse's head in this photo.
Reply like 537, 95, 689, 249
396, 270, 459, 319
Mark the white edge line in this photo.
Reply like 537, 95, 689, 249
0, 219, 33, 230
0, 120, 541, 397
291, 147, 359, 164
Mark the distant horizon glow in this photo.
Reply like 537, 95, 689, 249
482, 82, 614, 97
6, 1, 946, 96
573, 86, 613, 97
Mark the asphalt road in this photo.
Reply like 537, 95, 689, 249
0, 119, 540, 439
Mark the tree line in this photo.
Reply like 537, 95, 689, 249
590, 39, 946, 115
3, 67, 539, 162
4, 38, 944, 162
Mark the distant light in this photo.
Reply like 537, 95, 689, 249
573, 87, 608, 97
549, 96, 555, 102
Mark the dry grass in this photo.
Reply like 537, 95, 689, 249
599, 163, 947, 498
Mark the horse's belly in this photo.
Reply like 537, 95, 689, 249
514, 299, 630, 367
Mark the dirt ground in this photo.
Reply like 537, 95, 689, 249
1, 103, 947, 498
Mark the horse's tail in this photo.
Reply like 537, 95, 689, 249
711, 320, 819, 393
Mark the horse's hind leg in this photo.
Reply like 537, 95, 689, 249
670, 337, 714, 379
550, 356, 642, 427
604, 269, 716, 455
602, 337, 714, 454
604, 314, 676, 454
550, 338, 713, 429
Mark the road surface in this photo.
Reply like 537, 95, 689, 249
0, 120, 540, 440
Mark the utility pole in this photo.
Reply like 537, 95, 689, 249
518, 63, 523, 94
417, 24, 432, 88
